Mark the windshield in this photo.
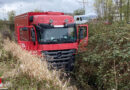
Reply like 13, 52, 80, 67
37, 26, 77, 44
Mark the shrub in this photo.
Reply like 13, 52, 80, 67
73, 23, 130, 90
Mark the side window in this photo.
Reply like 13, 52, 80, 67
31, 28, 36, 42
83, 17, 87, 20
19, 27, 30, 41
76, 17, 79, 21
80, 17, 82, 21
79, 26, 87, 39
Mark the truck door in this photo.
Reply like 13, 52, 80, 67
17, 26, 38, 52
78, 25, 88, 52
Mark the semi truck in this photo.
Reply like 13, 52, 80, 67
15, 12, 88, 71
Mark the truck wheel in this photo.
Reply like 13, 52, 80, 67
66, 56, 75, 71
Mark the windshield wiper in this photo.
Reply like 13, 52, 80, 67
62, 41, 73, 43
41, 39, 75, 44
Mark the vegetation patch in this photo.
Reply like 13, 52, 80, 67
73, 23, 130, 90
0, 33, 76, 90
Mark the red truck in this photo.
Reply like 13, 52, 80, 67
15, 12, 88, 71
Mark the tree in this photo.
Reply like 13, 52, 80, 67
94, 0, 129, 23
94, 0, 103, 18
33, 9, 43, 12
73, 8, 85, 15
127, 0, 129, 22
94, 0, 113, 19
8, 10, 15, 22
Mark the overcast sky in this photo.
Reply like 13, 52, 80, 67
0, 0, 96, 20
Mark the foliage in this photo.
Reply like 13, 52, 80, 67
7, 10, 15, 22
73, 23, 130, 90
0, 47, 58, 90
94, 0, 130, 22
33, 9, 43, 12
0, 32, 76, 90
73, 8, 85, 15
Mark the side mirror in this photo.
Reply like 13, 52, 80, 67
22, 27, 28, 31
31, 29, 36, 42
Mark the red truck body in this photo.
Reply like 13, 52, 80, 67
15, 12, 88, 70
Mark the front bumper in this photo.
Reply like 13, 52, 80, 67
41, 49, 76, 70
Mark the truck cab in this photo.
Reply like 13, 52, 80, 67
15, 12, 88, 70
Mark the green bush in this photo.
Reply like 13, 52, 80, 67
73, 23, 130, 90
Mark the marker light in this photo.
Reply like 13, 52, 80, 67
49, 19, 53, 24
65, 19, 68, 24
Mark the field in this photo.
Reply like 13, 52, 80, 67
0, 22, 130, 90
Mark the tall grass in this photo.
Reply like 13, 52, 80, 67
3, 39, 76, 90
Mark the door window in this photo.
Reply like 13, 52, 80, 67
79, 26, 87, 39
19, 28, 30, 41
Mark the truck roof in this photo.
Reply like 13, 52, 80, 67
14, 12, 74, 34
15, 12, 64, 18
15, 12, 74, 26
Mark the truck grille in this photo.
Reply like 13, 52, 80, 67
41, 49, 76, 69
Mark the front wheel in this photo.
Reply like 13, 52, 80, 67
66, 56, 75, 71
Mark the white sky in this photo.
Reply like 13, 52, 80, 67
0, 0, 96, 20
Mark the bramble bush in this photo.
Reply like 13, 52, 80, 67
73, 22, 130, 90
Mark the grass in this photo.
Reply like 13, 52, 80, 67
0, 21, 129, 90
0, 32, 76, 90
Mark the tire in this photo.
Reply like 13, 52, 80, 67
66, 56, 75, 71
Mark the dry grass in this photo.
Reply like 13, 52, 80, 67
3, 39, 77, 90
